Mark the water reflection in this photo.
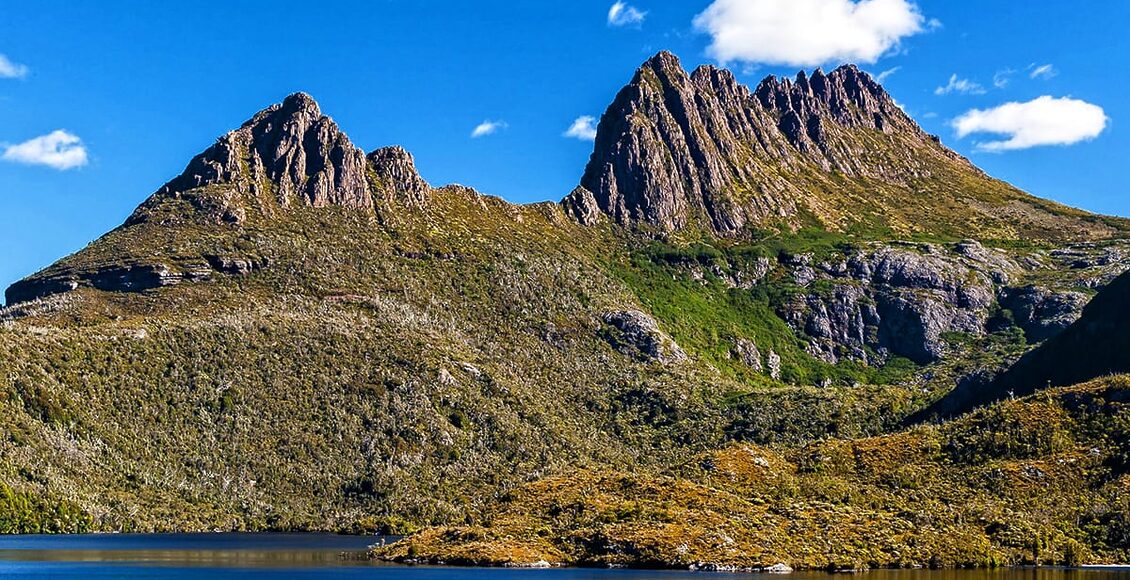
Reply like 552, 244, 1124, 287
0, 534, 1126, 579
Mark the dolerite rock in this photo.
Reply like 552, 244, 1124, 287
5, 263, 211, 306
732, 338, 763, 372
368, 146, 431, 205
766, 349, 782, 380
568, 51, 982, 236
779, 244, 1006, 364
601, 310, 687, 364
924, 268, 1130, 418
753, 65, 924, 172
999, 285, 1088, 342
5, 94, 440, 306
203, 255, 268, 276
561, 186, 604, 226
128, 92, 373, 225
574, 51, 800, 234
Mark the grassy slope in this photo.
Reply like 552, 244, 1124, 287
375, 375, 1130, 569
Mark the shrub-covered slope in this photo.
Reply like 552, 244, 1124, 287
375, 376, 1130, 569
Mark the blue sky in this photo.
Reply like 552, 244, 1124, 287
1, 1, 1126, 291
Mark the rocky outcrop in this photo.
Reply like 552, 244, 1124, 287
924, 268, 1130, 418
565, 51, 1123, 242
127, 93, 432, 227
778, 243, 1005, 364
573, 51, 799, 234
732, 338, 763, 372
6, 94, 436, 306
129, 93, 372, 225
773, 239, 1130, 365
368, 146, 431, 205
601, 310, 687, 364
5, 263, 211, 305
999, 285, 1088, 342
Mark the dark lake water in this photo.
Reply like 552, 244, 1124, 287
0, 533, 1127, 579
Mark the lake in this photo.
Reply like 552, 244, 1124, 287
0, 533, 1126, 579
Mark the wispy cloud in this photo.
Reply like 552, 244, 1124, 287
1029, 63, 1057, 80
992, 68, 1015, 89
2, 130, 89, 170
471, 120, 508, 138
0, 54, 28, 79
934, 74, 986, 96
564, 116, 599, 141
692, 0, 927, 67
608, 2, 646, 27
953, 96, 1107, 152
875, 66, 901, 84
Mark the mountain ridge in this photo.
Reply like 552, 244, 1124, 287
564, 51, 1124, 241
0, 52, 1129, 560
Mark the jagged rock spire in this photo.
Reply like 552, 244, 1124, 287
567, 51, 799, 234
566, 51, 970, 236
128, 92, 429, 225
368, 145, 430, 205
161, 93, 371, 208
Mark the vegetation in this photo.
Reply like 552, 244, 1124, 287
376, 376, 1130, 569
0, 175, 1125, 553
0, 483, 90, 534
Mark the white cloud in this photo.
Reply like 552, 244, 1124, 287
934, 74, 986, 96
2, 130, 88, 170
564, 116, 599, 141
0, 54, 28, 79
953, 96, 1108, 152
1029, 63, 1057, 80
875, 66, 901, 83
992, 68, 1014, 89
692, 0, 927, 67
608, 2, 646, 26
470, 120, 507, 138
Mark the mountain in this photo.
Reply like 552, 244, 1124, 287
564, 52, 1122, 240
6, 93, 430, 306
0, 51, 1128, 555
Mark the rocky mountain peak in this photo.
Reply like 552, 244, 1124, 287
639, 50, 684, 75
566, 52, 999, 237
127, 93, 432, 226
754, 64, 918, 141
568, 51, 799, 234
129, 93, 372, 225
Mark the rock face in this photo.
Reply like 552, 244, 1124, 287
778, 244, 1004, 364
732, 338, 763, 372
753, 65, 922, 169
368, 146, 431, 205
566, 51, 800, 234
130, 93, 371, 225
127, 93, 429, 226
5, 263, 214, 306
564, 51, 1117, 242
564, 51, 966, 235
771, 240, 1130, 365
925, 268, 1130, 418
601, 310, 687, 364
999, 285, 1088, 342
